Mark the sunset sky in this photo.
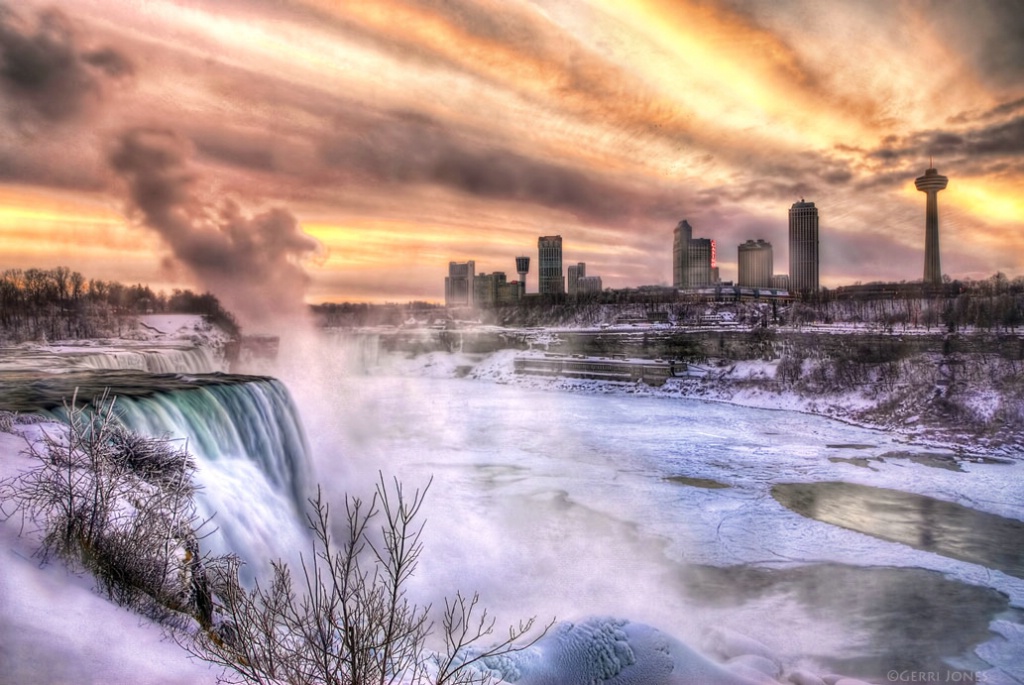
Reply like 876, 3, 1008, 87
1, 0, 1022, 319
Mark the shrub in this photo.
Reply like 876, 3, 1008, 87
0, 394, 214, 623
2, 397, 548, 684
185, 477, 549, 685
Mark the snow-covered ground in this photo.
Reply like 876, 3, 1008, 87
0, 431, 222, 685
0, 314, 230, 376
379, 347, 1021, 457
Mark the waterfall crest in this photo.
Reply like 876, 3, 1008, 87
48, 377, 313, 580
73, 346, 223, 374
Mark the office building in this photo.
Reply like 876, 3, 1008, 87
687, 238, 715, 287
671, 220, 720, 286
673, 220, 718, 288
473, 272, 507, 307
567, 262, 586, 296
538, 235, 564, 295
738, 239, 773, 288
672, 220, 692, 288
577, 275, 603, 296
915, 165, 948, 285
444, 260, 475, 307
788, 200, 819, 294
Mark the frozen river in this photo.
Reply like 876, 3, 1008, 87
287, 360, 1024, 683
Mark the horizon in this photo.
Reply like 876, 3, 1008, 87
1, 1, 1022, 317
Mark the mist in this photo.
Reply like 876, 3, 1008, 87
254, 331, 1020, 681
110, 128, 321, 331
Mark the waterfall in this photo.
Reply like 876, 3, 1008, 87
48, 378, 313, 581
73, 346, 223, 374
323, 330, 381, 373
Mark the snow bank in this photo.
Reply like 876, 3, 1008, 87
0, 431, 220, 685
392, 349, 1018, 457
135, 314, 232, 346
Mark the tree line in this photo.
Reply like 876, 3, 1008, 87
0, 266, 239, 342
795, 273, 1024, 332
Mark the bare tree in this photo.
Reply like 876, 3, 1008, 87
1, 398, 548, 685
185, 477, 549, 685
0, 394, 215, 623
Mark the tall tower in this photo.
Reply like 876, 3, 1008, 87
915, 165, 948, 286
444, 260, 475, 307
515, 255, 530, 297
567, 262, 585, 296
672, 220, 692, 288
738, 239, 773, 288
687, 238, 714, 286
789, 200, 819, 294
537, 235, 564, 295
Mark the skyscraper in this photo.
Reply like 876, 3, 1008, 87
738, 239, 773, 288
444, 260, 475, 307
687, 238, 715, 287
567, 262, 586, 296
673, 220, 716, 287
789, 200, 819, 294
915, 165, 948, 286
538, 235, 564, 295
672, 220, 692, 288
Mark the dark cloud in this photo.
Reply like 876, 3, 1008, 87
868, 115, 1024, 168
82, 47, 133, 78
699, 153, 855, 206
822, 168, 854, 185
0, 5, 132, 123
319, 111, 649, 221
924, 0, 1024, 90
194, 133, 278, 174
109, 129, 321, 329
948, 96, 1024, 125
967, 116, 1024, 155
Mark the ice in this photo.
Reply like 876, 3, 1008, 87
465, 617, 767, 684
278, 341, 1024, 681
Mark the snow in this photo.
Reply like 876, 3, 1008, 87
0, 314, 231, 375
474, 617, 771, 684
0, 431, 220, 685
288, 342, 1024, 683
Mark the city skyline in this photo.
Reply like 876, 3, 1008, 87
0, 1, 1022, 319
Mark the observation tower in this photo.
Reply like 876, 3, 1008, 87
515, 255, 530, 298
915, 164, 948, 286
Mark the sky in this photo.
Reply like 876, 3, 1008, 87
1, 0, 1023, 320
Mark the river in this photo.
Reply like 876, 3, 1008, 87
274, 344, 1024, 683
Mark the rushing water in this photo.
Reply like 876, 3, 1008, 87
0, 343, 223, 376
24, 372, 314, 583
73, 346, 221, 374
